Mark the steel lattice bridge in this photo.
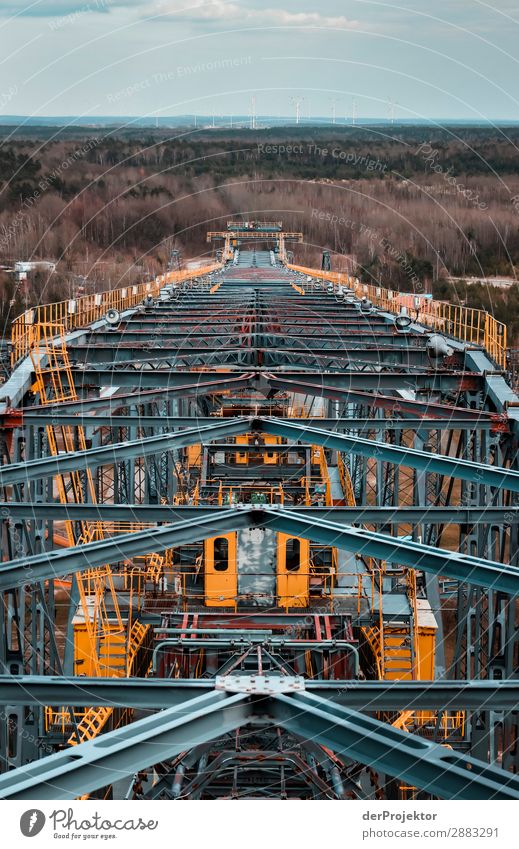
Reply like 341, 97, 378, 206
0, 225, 518, 801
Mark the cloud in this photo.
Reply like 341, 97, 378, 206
0, 0, 140, 17
0, 0, 362, 29
148, 0, 362, 29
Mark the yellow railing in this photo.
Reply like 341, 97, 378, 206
337, 453, 356, 507
393, 709, 465, 740
176, 568, 379, 614
287, 263, 507, 369
361, 625, 384, 680
317, 449, 332, 505
10, 262, 221, 366
46, 619, 151, 743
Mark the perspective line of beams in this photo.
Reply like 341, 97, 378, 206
1, 415, 517, 492
0, 507, 518, 594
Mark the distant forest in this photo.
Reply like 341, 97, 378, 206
1, 124, 519, 340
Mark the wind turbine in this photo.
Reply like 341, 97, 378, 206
290, 96, 305, 125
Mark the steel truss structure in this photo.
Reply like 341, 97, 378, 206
0, 226, 518, 801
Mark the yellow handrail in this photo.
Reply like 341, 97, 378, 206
287, 263, 507, 369
10, 262, 222, 366
337, 453, 356, 506
406, 568, 420, 680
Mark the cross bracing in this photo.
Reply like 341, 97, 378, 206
1, 233, 518, 801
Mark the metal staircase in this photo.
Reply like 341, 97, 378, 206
29, 323, 125, 678
381, 624, 415, 680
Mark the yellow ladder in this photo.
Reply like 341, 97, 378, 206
29, 323, 124, 675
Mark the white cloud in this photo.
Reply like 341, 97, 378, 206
149, 0, 361, 28
0, 0, 140, 17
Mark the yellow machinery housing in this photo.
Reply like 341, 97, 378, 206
276, 533, 310, 608
204, 533, 237, 607
204, 532, 310, 609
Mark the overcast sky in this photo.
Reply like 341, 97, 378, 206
1, 0, 518, 121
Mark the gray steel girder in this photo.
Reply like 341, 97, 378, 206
2, 503, 515, 525
0, 507, 518, 594
271, 691, 519, 801
1, 687, 518, 800
1, 415, 517, 492
1, 676, 518, 711
0, 691, 251, 800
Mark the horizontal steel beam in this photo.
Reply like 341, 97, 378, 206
1, 503, 516, 525
76, 333, 423, 347
70, 344, 432, 363
0, 507, 517, 593
120, 319, 390, 329
70, 368, 480, 391
14, 413, 503, 431
89, 330, 404, 343
2, 676, 517, 711
310, 680, 519, 710
2, 686, 518, 800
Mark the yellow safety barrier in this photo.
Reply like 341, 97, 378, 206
11, 262, 222, 366
287, 263, 507, 369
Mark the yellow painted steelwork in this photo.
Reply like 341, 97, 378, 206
11, 262, 221, 366
277, 533, 310, 608
415, 599, 438, 680
382, 628, 414, 681
72, 603, 127, 678
187, 444, 202, 468
287, 262, 507, 368
264, 435, 280, 464
235, 435, 248, 464
204, 533, 237, 607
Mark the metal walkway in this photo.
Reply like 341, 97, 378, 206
0, 224, 518, 801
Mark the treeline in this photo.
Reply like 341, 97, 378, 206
1, 127, 519, 338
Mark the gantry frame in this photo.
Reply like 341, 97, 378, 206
0, 236, 518, 799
